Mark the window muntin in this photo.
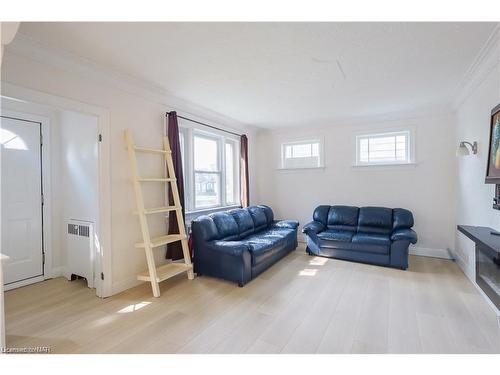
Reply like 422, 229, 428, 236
225, 141, 237, 205
356, 130, 411, 165
179, 130, 186, 177
281, 140, 322, 169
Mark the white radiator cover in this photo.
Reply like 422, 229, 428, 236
66, 219, 95, 288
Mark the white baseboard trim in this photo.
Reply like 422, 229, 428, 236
409, 246, 453, 260
4, 276, 44, 291
111, 277, 143, 296
111, 260, 179, 295
48, 266, 66, 279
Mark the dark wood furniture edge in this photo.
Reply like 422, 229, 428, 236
457, 225, 500, 254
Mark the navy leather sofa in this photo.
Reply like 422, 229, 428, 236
303, 205, 417, 269
192, 205, 299, 286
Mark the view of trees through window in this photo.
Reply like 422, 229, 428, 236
194, 135, 220, 208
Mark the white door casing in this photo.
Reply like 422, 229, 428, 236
1, 83, 112, 297
1, 116, 44, 286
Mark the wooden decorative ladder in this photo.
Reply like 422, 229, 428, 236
125, 129, 194, 297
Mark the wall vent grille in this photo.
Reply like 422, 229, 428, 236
68, 224, 78, 235
79, 225, 90, 237
67, 223, 90, 237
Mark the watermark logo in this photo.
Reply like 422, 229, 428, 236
1, 346, 51, 354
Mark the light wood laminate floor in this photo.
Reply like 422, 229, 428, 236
5, 245, 500, 353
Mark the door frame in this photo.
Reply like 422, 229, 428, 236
1, 111, 50, 290
1, 82, 112, 298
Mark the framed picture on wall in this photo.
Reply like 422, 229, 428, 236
486, 103, 500, 184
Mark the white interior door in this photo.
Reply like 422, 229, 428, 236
1, 116, 44, 287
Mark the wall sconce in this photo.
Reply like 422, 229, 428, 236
456, 141, 478, 156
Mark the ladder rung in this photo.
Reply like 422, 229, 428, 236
135, 234, 186, 248
137, 263, 193, 282
135, 206, 181, 215
137, 177, 176, 182
134, 146, 172, 154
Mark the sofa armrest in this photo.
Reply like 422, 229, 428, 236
302, 220, 325, 234
391, 228, 417, 244
195, 240, 252, 285
272, 220, 299, 230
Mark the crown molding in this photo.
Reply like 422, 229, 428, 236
255, 102, 453, 133
5, 32, 258, 134
452, 24, 500, 110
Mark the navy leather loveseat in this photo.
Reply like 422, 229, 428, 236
192, 205, 299, 286
303, 205, 417, 269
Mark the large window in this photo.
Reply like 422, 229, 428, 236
281, 139, 323, 169
179, 125, 240, 212
355, 130, 413, 166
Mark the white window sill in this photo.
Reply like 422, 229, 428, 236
351, 162, 417, 168
185, 204, 241, 219
277, 166, 325, 171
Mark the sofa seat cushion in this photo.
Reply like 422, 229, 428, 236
352, 233, 391, 246
348, 233, 390, 255
318, 239, 389, 255
242, 228, 295, 266
317, 230, 354, 242
317, 232, 389, 255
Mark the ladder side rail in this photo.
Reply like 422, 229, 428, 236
125, 129, 161, 296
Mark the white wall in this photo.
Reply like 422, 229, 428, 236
453, 33, 500, 277
255, 114, 457, 253
0, 98, 100, 280
58, 111, 98, 224
1, 47, 257, 295
56, 110, 99, 276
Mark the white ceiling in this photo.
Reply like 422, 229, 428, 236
17, 22, 498, 128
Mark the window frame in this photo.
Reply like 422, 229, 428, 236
280, 138, 324, 170
224, 138, 239, 206
193, 132, 222, 210
179, 123, 240, 214
354, 129, 414, 167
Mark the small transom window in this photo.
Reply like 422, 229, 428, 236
355, 130, 412, 166
281, 140, 323, 169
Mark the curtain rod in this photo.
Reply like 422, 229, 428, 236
166, 111, 242, 137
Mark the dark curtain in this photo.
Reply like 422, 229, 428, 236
240, 134, 249, 208
166, 111, 186, 260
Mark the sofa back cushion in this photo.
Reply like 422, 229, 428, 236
192, 215, 219, 243
257, 205, 274, 225
229, 208, 255, 238
392, 208, 414, 230
248, 206, 269, 232
327, 205, 359, 232
211, 212, 239, 241
357, 207, 393, 235
312, 205, 330, 225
